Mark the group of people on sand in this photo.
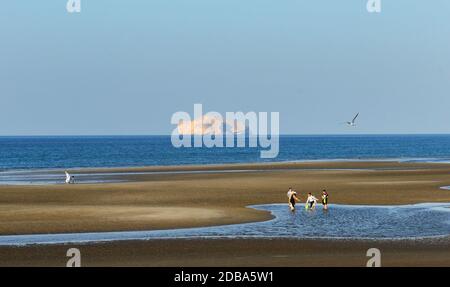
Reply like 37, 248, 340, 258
287, 187, 328, 211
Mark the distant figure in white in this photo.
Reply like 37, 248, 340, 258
65, 171, 75, 184
346, 113, 359, 127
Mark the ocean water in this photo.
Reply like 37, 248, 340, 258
1, 135, 450, 171
0, 203, 449, 246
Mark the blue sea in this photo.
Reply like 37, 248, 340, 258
1, 135, 450, 171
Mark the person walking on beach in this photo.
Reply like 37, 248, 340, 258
65, 171, 75, 184
287, 187, 300, 211
305, 193, 318, 210
321, 189, 329, 210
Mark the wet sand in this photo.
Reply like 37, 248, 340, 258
0, 161, 449, 266
1, 238, 449, 267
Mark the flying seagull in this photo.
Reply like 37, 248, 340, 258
346, 113, 359, 127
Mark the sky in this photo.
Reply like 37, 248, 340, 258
0, 0, 449, 135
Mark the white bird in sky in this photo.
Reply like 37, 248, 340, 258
346, 113, 359, 127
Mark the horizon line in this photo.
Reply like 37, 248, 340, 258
1, 133, 450, 137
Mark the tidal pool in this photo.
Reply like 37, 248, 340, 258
0, 203, 449, 246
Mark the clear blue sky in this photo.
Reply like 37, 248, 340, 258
1, 0, 449, 135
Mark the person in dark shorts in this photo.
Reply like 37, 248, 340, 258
321, 189, 329, 210
305, 192, 318, 210
287, 187, 300, 211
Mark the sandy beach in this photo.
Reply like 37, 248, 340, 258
0, 161, 450, 266
2, 238, 449, 267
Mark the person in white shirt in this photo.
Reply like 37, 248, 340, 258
305, 193, 318, 210
65, 171, 75, 184
287, 187, 300, 211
